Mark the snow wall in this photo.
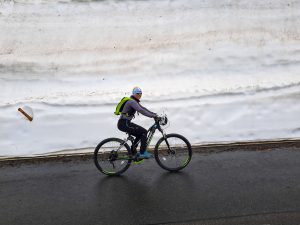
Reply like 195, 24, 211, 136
1, 0, 300, 156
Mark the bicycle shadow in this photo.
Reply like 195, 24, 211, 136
94, 172, 148, 198
95, 169, 195, 197
92, 169, 197, 223
154, 170, 195, 189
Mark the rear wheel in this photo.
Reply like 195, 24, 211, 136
154, 133, 192, 172
94, 138, 131, 176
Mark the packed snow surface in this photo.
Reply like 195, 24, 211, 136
1, 0, 300, 156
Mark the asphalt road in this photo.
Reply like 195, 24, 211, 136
1, 149, 300, 225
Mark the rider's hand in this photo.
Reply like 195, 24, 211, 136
154, 115, 161, 122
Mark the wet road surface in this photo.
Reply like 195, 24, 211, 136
1, 149, 300, 225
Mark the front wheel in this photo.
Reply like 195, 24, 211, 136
94, 138, 132, 176
154, 133, 192, 172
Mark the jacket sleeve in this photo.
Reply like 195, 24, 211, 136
130, 100, 157, 118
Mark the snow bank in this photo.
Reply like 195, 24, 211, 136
1, 0, 300, 156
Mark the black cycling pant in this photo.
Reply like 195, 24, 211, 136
117, 119, 147, 154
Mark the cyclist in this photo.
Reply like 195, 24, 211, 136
117, 87, 158, 159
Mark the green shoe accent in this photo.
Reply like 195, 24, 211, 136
134, 159, 145, 164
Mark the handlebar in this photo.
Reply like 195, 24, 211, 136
154, 116, 161, 123
154, 114, 168, 126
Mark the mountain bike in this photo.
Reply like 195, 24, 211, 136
94, 115, 192, 176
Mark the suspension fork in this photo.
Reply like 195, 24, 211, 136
158, 127, 173, 153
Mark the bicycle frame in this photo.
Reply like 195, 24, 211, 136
116, 120, 170, 154
94, 114, 192, 175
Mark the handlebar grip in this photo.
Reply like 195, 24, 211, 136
154, 116, 160, 123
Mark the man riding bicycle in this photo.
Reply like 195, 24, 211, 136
117, 87, 158, 159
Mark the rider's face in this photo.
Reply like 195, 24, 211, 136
136, 93, 142, 100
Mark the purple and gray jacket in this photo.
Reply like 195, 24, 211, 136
120, 96, 156, 121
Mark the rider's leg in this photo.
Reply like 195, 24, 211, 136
136, 132, 147, 154
126, 122, 147, 153
124, 120, 147, 153
130, 138, 139, 155
117, 119, 148, 153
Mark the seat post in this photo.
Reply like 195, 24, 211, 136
126, 133, 135, 143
